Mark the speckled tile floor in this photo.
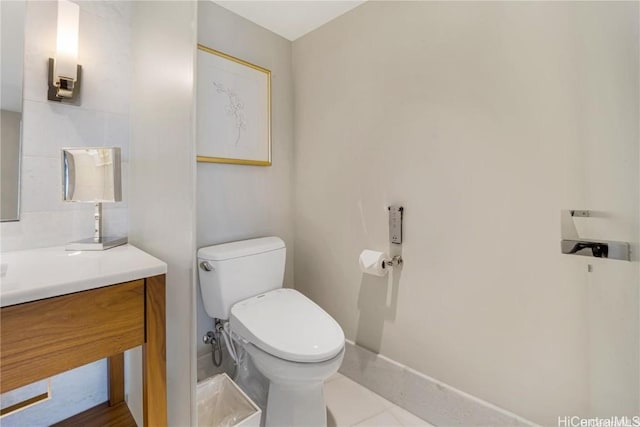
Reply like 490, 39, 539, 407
325, 373, 433, 427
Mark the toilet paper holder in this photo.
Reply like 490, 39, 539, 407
359, 250, 402, 276
560, 209, 630, 261
383, 255, 403, 268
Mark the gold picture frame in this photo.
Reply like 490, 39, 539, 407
196, 44, 272, 166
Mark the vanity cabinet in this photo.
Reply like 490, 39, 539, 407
0, 245, 167, 426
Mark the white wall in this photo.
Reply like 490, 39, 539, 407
1, 360, 107, 427
293, 2, 639, 425
196, 1, 294, 359
128, 2, 197, 425
0, 0, 130, 251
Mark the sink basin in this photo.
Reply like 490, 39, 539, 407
0, 245, 166, 307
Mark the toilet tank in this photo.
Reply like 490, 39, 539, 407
198, 237, 286, 320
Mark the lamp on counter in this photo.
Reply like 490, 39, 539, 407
62, 147, 127, 250
48, 0, 81, 103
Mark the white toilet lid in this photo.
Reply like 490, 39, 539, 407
230, 289, 345, 363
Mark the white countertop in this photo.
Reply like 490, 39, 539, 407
0, 244, 167, 307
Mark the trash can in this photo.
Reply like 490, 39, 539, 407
197, 373, 261, 427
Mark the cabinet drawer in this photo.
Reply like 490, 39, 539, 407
0, 280, 145, 393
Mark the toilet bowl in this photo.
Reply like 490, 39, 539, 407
198, 237, 345, 427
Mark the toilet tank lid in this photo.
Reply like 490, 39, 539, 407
198, 237, 285, 261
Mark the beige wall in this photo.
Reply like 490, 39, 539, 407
196, 1, 294, 358
292, 2, 639, 424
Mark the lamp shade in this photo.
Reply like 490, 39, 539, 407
62, 147, 122, 203
55, 0, 79, 81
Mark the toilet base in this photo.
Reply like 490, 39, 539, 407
266, 381, 326, 427
238, 343, 345, 427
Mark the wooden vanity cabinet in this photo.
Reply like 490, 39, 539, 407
0, 274, 167, 427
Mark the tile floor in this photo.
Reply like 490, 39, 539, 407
324, 373, 433, 427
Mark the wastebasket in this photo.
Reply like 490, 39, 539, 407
197, 373, 262, 427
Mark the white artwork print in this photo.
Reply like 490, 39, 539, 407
212, 81, 246, 145
197, 47, 270, 165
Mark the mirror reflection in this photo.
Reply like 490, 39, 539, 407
1, 0, 25, 222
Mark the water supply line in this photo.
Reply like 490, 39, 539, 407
220, 322, 239, 364
203, 327, 222, 367
203, 319, 241, 368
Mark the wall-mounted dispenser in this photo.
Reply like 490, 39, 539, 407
560, 210, 630, 261
388, 205, 403, 244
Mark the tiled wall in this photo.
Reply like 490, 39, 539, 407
0, 0, 130, 252
0, 2, 131, 424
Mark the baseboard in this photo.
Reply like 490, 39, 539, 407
339, 340, 536, 426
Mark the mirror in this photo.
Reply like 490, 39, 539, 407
1, 0, 26, 222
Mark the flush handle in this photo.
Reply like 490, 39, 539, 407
200, 261, 213, 271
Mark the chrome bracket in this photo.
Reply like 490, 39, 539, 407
383, 255, 403, 268
570, 210, 590, 218
561, 210, 630, 261
47, 58, 82, 104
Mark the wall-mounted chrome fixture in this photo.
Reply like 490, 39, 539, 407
382, 255, 403, 269
388, 205, 403, 244
48, 0, 81, 103
62, 147, 126, 250
560, 210, 630, 261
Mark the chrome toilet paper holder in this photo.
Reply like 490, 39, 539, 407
561, 210, 630, 261
383, 255, 403, 269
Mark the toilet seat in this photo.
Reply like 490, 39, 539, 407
230, 288, 345, 363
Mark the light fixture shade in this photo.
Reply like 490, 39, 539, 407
61, 147, 127, 251
62, 147, 122, 203
55, 0, 79, 82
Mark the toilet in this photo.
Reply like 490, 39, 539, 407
198, 237, 345, 427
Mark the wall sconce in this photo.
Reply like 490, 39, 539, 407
48, 0, 81, 103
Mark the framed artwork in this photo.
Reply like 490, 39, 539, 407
196, 44, 271, 166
